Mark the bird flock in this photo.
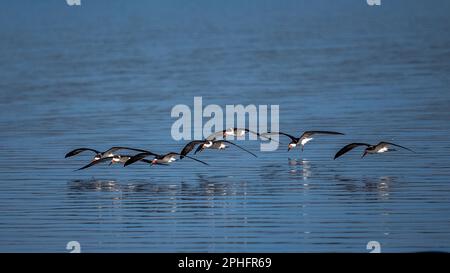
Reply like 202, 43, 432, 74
65, 127, 414, 171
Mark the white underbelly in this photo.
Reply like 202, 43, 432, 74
225, 130, 235, 136
204, 142, 213, 148
377, 147, 389, 153
301, 137, 313, 146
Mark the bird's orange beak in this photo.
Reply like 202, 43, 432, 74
288, 143, 295, 151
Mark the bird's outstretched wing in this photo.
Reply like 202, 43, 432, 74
194, 143, 205, 154
205, 131, 222, 141
261, 131, 298, 142
166, 152, 209, 166
180, 140, 206, 159
378, 142, 415, 153
207, 128, 275, 142
140, 159, 154, 164
76, 157, 112, 171
124, 152, 159, 167
234, 128, 276, 142
65, 148, 100, 158
242, 128, 262, 138
104, 146, 153, 155
334, 143, 370, 160
219, 140, 257, 158
301, 131, 345, 139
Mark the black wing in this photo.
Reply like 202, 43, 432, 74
334, 143, 370, 160
118, 156, 153, 166
261, 131, 298, 142
104, 146, 153, 155
242, 128, 261, 137
220, 140, 257, 158
76, 157, 112, 171
301, 131, 345, 138
124, 152, 159, 167
206, 128, 274, 142
167, 152, 209, 166
378, 142, 415, 153
194, 143, 205, 154
65, 148, 100, 158
180, 140, 206, 159
242, 128, 278, 142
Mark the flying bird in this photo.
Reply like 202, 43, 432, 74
334, 141, 414, 160
65, 147, 151, 161
180, 139, 257, 159
206, 128, 274, 142
262, 131, 344, 151
124, 152, 209, 167
75, 154, 152, 171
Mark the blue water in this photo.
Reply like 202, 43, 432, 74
1, 0, 450, 252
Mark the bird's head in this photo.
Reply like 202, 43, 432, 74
112, 155, 121, 163
204, 141, 213, 148
362, 146, 376, 158
223, 128, 234, 137
151, 158, 158, 165
287, 142, 297, 151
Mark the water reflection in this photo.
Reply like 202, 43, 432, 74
258, 163, 285, 181
67, 175, 249, 198
195, 174, 248, 197
288, 158, 313, 181
68, 179, 122, 192
64, 177, 255, 235
333, 175, 396, 199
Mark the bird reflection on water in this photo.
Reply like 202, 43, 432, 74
333, 175, 396, 200
68, 179, 122, 192
67, 175, 248, 197
288, 158, 313, 181
65, 176, 252, 225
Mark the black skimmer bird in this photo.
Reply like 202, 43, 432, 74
180, 139, 257, 159
262, 131, 344, 151
124, 151, 209, 167
334, 141, 414, 159
65, 147, 150, 161
206, 128, 273, 141
75, 154, 153, 171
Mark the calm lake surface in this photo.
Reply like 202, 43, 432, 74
1, 0, 450, 252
